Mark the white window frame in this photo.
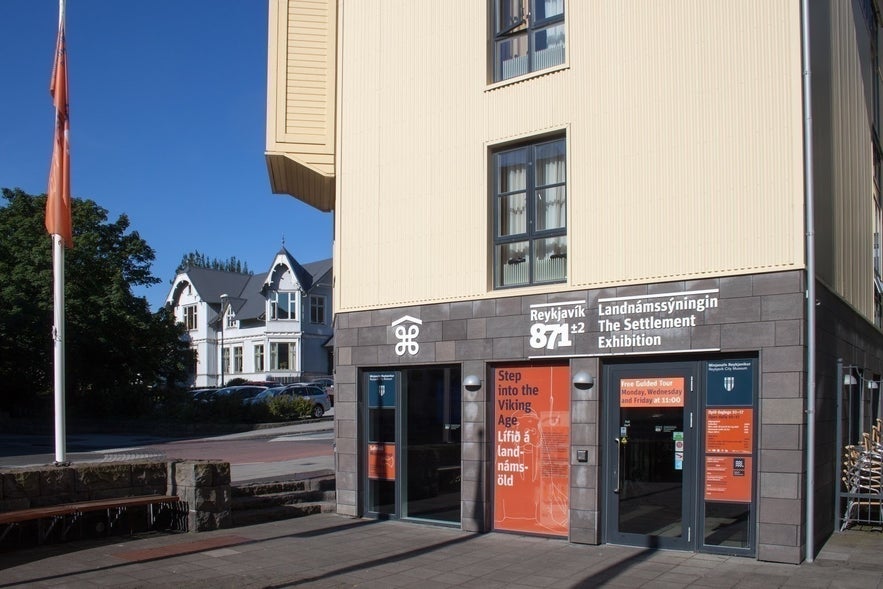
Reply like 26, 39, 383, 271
269, 291, 297, 320
254, 344, 265, 372
269, 341, 297, 371
183, 304, 197, 331
232, 346, 243, 373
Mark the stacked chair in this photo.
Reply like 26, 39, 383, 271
840, 419, 883, 531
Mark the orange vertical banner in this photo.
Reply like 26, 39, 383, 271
46, 15, 72, 247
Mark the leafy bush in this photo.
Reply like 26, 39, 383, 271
267, 395, 313, 421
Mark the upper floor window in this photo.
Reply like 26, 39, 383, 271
493, 135, 566, 288
232, 346, 243, 373
254, 344, 265, 372
183, 304, 197, 331
310, 295, 326, 324
269, 291, 296, 320
225, 306, 235, 328
493, 0, 565, 82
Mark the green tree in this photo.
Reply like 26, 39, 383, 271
176, 250, 250, 274
0, 188, 194, 419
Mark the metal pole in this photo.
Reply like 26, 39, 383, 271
800, 0, 817, 562
52, 234, 67, 465
219, 294, 228, 387
220, 306, 225, 387
835, 360, 843, 532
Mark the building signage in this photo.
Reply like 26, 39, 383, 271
703, 359, 755, 504
368, 372, 397, 407
705, 408, 753, 455
619, 377, 685, 407
705, 456, 752, 503
493, 365, 570, 537
595, 289, 719, 354
391, 315, 422, 356
526, 289, 720, 357
528, 300, 587, 350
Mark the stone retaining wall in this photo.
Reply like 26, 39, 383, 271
0, 459, 232, 532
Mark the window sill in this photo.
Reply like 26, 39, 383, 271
485, 63, 569, 92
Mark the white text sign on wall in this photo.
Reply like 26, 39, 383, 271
596, 288, 719, 353
526, 288, 721, 357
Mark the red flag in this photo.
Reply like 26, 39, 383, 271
46, 19, 72, 247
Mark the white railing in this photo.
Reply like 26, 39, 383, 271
533, 45, 565, 71
501, 54, 529, 80
502, 256, 565, 285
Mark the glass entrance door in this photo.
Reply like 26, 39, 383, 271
364, 367, 462, 524
605, 363, 696, 550
402, 367, 461, 523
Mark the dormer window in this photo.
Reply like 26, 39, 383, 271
183, 304, 197, 330
269, 291, 297, 320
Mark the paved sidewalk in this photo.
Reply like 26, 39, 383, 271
219, 419, 335, 484
1, 514, 882, 588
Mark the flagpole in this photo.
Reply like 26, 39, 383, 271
51, 0, 68, 466
52, 233, 66, 465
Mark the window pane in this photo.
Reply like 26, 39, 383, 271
535, 186, 566, 231
497, 148, 527, 192
496, 241, 529, 287
496, 0, 524, 34
498, 193, 527, 236
533, 0, 564, 21
533, 236, 567, 282
254, 345, 264, 371
535, 139, 566, 186
532, 23, 565, 71
496, 34, 529, 80
276, 343, 290, 370
275, 293, 291, 320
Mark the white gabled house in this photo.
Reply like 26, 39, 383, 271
166, 248, 332, 387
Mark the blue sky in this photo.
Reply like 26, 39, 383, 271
0, 1, 333, 310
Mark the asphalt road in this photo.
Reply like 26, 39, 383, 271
0, 418, 335, 483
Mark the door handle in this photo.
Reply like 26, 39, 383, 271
613, 437, 621, 494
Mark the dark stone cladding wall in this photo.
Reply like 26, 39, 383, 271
811, 280, 883, 557
333, 270, 823, 562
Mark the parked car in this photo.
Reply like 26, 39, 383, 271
189, 388, 219, 403
212, 385, 267, 404
250, 384, 331, 418
309, 377, 335, 406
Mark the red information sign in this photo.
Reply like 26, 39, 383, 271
705, 408, 753, 454
493, 365, 570, 536
619, 377, 685, 407
705, 455, 753, 502
367, 443, 396, 481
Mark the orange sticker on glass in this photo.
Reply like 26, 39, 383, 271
705, 408, 753, 455
619, 377, 685, 407
367, 443, 396, 480
705, 455, 752, 502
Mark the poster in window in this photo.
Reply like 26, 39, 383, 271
493, 364, 570, 537
367, 443, 396, 481
704, 456, 752, 503
619, 377, 685, 407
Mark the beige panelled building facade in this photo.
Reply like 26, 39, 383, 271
266, 1, 883, 563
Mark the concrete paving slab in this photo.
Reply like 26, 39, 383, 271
0, 514, 881, 588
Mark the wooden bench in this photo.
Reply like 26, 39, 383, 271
0, 495, 185, 545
